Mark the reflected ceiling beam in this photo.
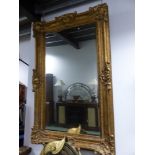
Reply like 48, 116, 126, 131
19, 16, 28, 22
46, 41, 67, 47
45, 23, 96, 47
36, 0, 98, 15
53, 32, 80, 49
19, 4, 40, 22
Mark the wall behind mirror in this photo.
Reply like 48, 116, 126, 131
45, 23, 100, 136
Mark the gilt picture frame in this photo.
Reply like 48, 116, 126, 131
31, 3, 115, 155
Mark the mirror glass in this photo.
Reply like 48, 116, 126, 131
45, 23, 100, 136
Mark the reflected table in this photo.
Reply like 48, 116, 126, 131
56, 101, 99, 131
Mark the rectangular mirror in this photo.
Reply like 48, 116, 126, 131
31, 3, 115, 155
45, 23, 100, 136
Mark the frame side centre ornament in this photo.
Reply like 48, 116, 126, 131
32, 69, 44, 92
55, 12, 77, 25
100, 62, 112, 90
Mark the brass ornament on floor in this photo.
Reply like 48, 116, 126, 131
40, 138, 81, 155
41, 138, 65, 155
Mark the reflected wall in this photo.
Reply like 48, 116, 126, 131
45, 24, 100, 135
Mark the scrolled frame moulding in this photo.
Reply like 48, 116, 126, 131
31, 3, 115, 155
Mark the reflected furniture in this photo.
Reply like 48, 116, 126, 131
45, 74, 54, 125
57, 101, 99, 131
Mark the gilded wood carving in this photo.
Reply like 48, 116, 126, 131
32, 3, 115, 155
100, 63, 112, 90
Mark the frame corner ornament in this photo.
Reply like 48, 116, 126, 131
33, 22, 45, 36
93, 139, 114, 155
108, 135, 115, 154
100, 62, 112, 90
89, 4, 108, 21
31, 128, 45, 144
31, 128, 39, 144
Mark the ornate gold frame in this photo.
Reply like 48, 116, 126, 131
31, 3, 115, 155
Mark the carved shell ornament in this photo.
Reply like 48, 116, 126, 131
55, 12, 77, 26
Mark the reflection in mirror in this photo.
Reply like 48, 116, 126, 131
45, 23, 100, 136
